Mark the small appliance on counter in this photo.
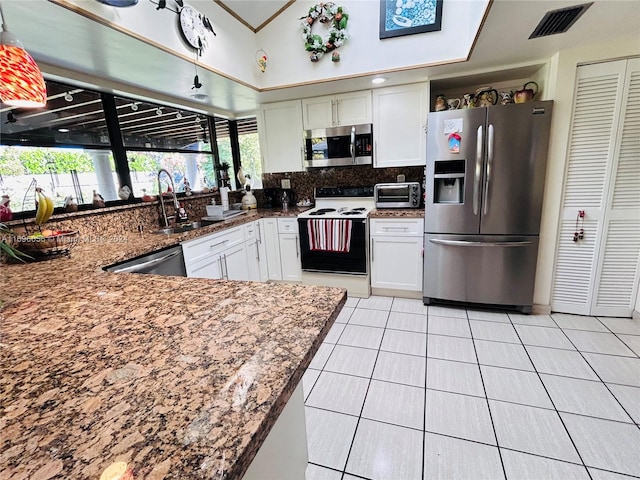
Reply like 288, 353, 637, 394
374, 182, 421, 208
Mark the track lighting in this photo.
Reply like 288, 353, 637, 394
64, 92, 73, 102
155, 107, 162, 116
176, 111, 182, 119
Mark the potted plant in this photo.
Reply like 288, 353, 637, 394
0, 223, 32, 262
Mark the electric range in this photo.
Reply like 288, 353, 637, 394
297, 186, 374, 297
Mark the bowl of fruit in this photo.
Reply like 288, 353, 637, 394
16, 229, 80, 256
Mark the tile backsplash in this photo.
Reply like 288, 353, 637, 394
5, 166, 424, 238
262, 165, 425, 203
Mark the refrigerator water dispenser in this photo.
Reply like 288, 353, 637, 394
434, 159, 465, 204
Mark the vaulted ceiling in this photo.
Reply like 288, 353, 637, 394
1, 1, 639, 116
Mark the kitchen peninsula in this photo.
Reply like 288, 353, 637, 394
0, 214, 345, 479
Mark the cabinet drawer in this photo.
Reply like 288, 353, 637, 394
182, 226, 245, 265
244, 221, 258, 241
278, 217, 299, 234
370, 218, 424, 236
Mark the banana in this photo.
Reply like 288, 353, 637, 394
34, 188, 54, 226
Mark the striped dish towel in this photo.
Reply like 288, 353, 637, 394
307, 219, 353, 253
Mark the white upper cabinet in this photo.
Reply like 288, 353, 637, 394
372, 83, 429, 168
257, 100, 304, 174
302, 91, 372, 130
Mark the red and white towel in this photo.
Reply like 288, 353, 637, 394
307, 219, 353, 253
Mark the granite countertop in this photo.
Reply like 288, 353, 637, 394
370, 208, 425, 218
0, 208, 344, 480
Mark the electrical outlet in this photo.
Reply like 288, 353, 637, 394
281, 179, 291, 189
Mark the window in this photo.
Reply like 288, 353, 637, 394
113, 96, 216, 197
237, 117, 263, 190
0, 80, 115, 213
213, 116, 262, 191
0, 78, 257, 217
0, 145, 117, 213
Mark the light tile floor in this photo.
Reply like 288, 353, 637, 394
303, 296, 640, 480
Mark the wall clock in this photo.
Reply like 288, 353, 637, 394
179, 4, 207, 50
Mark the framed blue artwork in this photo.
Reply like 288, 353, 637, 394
379, 0, 443, 39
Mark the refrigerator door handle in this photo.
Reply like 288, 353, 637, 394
483, 124, 495, 215
429, 239, 534, 247
474, 125, 483, 215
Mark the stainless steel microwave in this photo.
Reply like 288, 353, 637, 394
374, 182, 421, 208
303, 124, 373, 168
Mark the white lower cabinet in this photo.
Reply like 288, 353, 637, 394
183, 225, 249, 281
278, 218, 302, 282
245, 220, 269, 282
182, 217, 301, 284
221, 243, 249, 281
370, 218, 424, 294
263, 218, 283, 281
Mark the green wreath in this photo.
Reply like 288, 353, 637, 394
301, 2, 348, 62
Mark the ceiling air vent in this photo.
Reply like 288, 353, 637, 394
529, 2, 593, 39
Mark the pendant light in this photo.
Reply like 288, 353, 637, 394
0, 1, 46, 108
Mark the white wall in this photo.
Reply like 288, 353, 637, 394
64, 0, 488, 91
533, 36, 640, 309
255, 0, 487, 90
64, 0, 258, 85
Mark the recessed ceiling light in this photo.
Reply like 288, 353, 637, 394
372, 77, 386, 85
58, 128, 70, 132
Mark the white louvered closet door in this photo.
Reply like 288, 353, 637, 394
551, 59, 640, 317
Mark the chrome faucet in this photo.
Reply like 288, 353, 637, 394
157, 169, 180, 227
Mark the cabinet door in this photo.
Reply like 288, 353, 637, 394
263, 218, 283, 281
302, 95, 334, 130
221, 243, 249, 281
373, 83, 428, 168
258, 100, 304, 174
552, 59, 640, 317
336, 91, 372, 126
279, 233, 302, 282
246, 238, 261, 281
371, 236, 423, 291
186, 255, 223, 279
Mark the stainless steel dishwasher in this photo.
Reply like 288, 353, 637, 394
105, 245, 186, 276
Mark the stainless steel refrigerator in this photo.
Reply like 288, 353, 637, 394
423, 101, 553, 313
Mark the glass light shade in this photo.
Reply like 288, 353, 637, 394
0, 31, 46, 108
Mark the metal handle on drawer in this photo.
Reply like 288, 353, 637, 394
371, 238, 374, 262
218, 256, 223, 279
255, 242, 260, 262
295, 235, 299, 258
383, 226, 409, 232
429, 239, 533, 247
257, 222, 262, 244
222, 254, 229, 279
210, 240, 229, 249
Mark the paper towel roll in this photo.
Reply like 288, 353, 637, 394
220, 187, 230, 210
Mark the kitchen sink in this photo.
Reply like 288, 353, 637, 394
151, 221, 213, 235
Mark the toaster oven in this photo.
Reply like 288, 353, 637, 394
374, 182, 421, 208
